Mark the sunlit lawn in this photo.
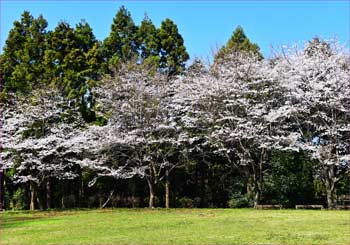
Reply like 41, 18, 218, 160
1, 208, 349, 244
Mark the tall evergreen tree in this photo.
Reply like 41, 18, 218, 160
44, 20, 102, 98
102, 6, 138, 65
214, 26, 263, 63
137, 13, 159, 64
85, 42, 104, 80
44, 21, 83, 96
75, 20, 103, 80
158, 18, 189, 76
75, 20, 97, 53
2, 11, 48, 93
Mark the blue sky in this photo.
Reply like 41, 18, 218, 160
1, 0, 349, 61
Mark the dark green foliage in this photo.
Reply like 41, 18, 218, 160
2, 11, 48, 93
158, 18, 189, 75
177, 197, 201, 208
228, 193, 253, 208
75, 20, 97, 52
85, 42, 104, 79
137, 13, 159, 63
12, 188, 27, 210
337, 177, 350, 196
102, 7, 190, 76
80, 100, 96, 123
2, 7, 190, 98
75, 20, 103, 79
43, 19, 102, 121
215, 26, 263, 62
44, 21, 82, 92
262, 152, 317, 207
2, 11, 102, 103
44, 21, 102, 98
102, 6, 139, 65
171, 143, 237, 208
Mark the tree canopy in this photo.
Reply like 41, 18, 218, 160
214, 26, 263, 63
1, 8, 349, 211
2, 11, 48, 93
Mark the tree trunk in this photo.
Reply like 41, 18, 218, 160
324, 165, 339, 209
245, 170, 258, 207
246, 177, 253, 197
80, 177, 84, 207
130, 180, 136, 208
254, 175, 262, 207
246, 172, 260, 207
325, 181, 336, 209
253, 151, 264, 208
29, 182, 36, 211
165, 168, 170, 209
61, 195, 65, 209
37, 194, 43, 210
0, 170, 4, 211
147, 178, 155, 208
101, 191, 114, 209
253, 191, 260, 207
99, 194, 104, 208
46, 179, 51, 209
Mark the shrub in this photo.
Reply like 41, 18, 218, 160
228, 193, 253, 208
13, 188, 27, 210
193, 197, 201, 208
178, 197, 194, 208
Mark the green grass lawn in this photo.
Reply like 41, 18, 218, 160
0, 208, 349, 244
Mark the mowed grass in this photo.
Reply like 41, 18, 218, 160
0, 208, 349, 244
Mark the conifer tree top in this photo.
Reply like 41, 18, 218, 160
215, 26, 263, 63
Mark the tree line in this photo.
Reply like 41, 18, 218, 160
1, 7, 349, 211
1, 7, 189, 102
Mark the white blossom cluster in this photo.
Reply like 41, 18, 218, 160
2, 40, 349, 208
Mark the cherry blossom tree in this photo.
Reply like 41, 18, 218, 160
82, 63, 189, 208
210, 52, 285, 206
266, 40, 350, 208
171, 52, 282, 206
1, 89, 85, 210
